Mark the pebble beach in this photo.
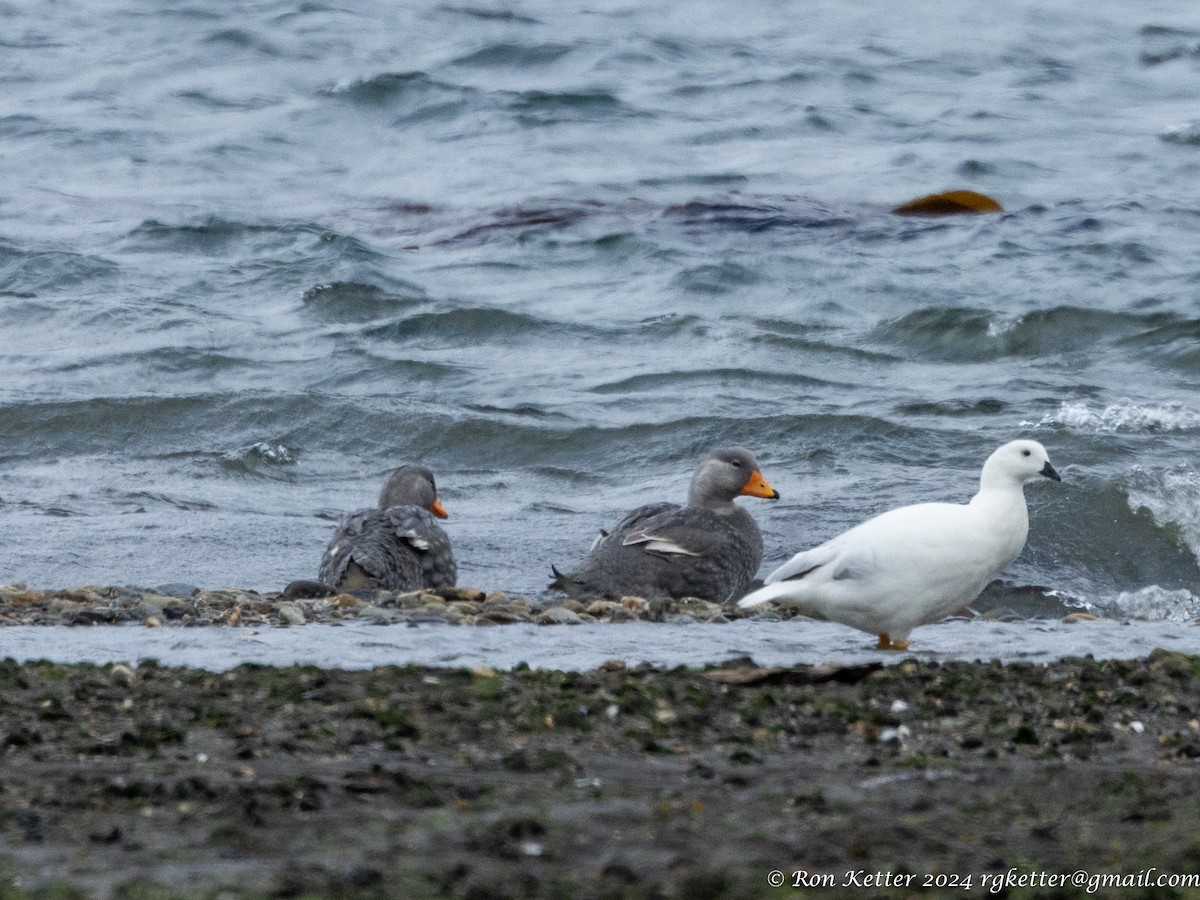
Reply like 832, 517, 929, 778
3, 585, 1200, 897
3, 638, 1200, 899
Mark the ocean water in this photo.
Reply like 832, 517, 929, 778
2, 0, 1199, 642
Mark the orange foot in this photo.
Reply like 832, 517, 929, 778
876, 633, 911, 651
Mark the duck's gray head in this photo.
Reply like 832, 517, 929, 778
379, 464, 448, 518
688, 446, 780, 510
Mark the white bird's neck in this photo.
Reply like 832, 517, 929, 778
970, 474, 1027, 509
968, 480, 1030, 556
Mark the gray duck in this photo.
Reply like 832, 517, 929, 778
550, 447, 779, 604
317, 464, 457, 592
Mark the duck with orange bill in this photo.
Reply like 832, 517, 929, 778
551, 446, 779, 604
317, 464, 457, 592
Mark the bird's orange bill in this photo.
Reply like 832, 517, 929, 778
430, 498, 449, 519
739, 470, 780, 499
892, 189, 1003, 217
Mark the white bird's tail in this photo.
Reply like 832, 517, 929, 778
737, 581, 804, 609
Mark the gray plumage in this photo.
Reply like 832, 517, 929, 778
550, 447, 779, 604
318, 464, 456, 592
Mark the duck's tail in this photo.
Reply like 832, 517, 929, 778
548, 565, 589, 598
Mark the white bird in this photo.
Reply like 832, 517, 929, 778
738, 439, 1061, 649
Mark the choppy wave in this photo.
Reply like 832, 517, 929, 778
1024, 401, 1200, 433
220, 442, 298, 478
588, 367, 838, 396
451, 42, 576, 68
1118, 318, 1200, 371
875, 306, 1173, 362
1127, 467, 1200, 561
1140, 24, 1200, 67
1094, 586, 1200, 623
321, 71, 473, 110
362, 306, 594, 343
1161, 121, 1200, 146
301, 280, 429, 322
0, 246, 119, 295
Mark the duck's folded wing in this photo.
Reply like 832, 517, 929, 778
622, 506, 736, 561
318, 508, 388, 584
381, 505, 457, 587
379, 505, 443, 543
606, 502, 679, 540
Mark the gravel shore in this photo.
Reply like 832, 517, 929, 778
3, 628, 1200, 899
0, 582, 809, 629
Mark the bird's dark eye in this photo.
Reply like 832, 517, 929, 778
731, 459, 742, 467
1021, 449, 1031, 457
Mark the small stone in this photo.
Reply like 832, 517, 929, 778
598, 659, 627, 673
441, 604, 470, 622
536, 606, 582, 625
673, 597, 723, 620
277, 602, 306, 626
144, 616, 162, 628
359, 606, 400, 623
412, 604, 450, 621
394, 591, 426, 609
620, 595, 648, 613
154, 583, 199, 599
140, 593, 188, 612
479, 609, 525, 624
110, 664, 136, 686
1063, 612, 1100, 623
880, 726, 910, 743
441, 586, 486, 603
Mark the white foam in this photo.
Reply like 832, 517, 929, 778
242, 442, 296, 465
1128, 466, 1200, 560
1099, 585, 1200, 624
1161, 121, 1200, 146
1023, 400, 1200, 433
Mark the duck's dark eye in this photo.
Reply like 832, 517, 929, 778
730, 459, 742, 467
1021, 449, 1031, 457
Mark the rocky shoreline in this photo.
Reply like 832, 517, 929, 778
3, 584, 1198, 900
0, 582, 1103, 630
0, 582, 818, 629
1, 652, 1200, 898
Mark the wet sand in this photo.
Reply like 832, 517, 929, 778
4, 648, 1200, 899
